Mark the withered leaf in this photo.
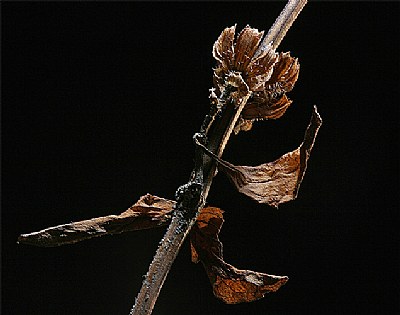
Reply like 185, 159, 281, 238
229, 106, 321, 207
18, 194, 175, 247
190, 207, 288, 304
119, 193, 175, 228
197, 106, 322, 208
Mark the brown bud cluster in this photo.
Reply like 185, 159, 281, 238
212, 25, 300, 132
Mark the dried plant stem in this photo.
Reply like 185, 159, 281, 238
131, 1, 307, 314
256, 0, 307, 56
130, 215, 193, 315
130, 95, 251, 315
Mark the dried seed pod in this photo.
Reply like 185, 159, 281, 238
212, 26, 300, 133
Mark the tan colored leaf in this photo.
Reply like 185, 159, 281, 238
196, 106, 322, 208
190, 207, 288, 304
228, 106, 322, 207
119, 193, 175, 226
18, 194, 175, 247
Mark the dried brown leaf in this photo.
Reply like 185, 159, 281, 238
196, 106, 322, 208
18, 194, 175, 247
190, 207, 288, 304
119, 193, 175, 226
226, 106, 322, 207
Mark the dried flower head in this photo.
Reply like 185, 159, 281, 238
212, 25, 300, 132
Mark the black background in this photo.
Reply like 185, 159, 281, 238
2, 2, 399, 314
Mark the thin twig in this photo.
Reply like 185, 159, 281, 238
255, 0, 307, 56
130, 94, 252, 315
130, 1, 307, 314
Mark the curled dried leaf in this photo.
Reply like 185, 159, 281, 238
229, 106, 321, 207
190, 207, 288, 304
120, 193, 175, 226
196, 106, 322, 208
18, 194, 175, 247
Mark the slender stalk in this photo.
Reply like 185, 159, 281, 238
130, 94, 251, 315
129, 214, 192, 315
130, 1, 307, 314
255, 0, 307, 56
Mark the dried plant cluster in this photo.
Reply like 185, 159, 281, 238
18, 1, 320, 314
211, 25, 299, 134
